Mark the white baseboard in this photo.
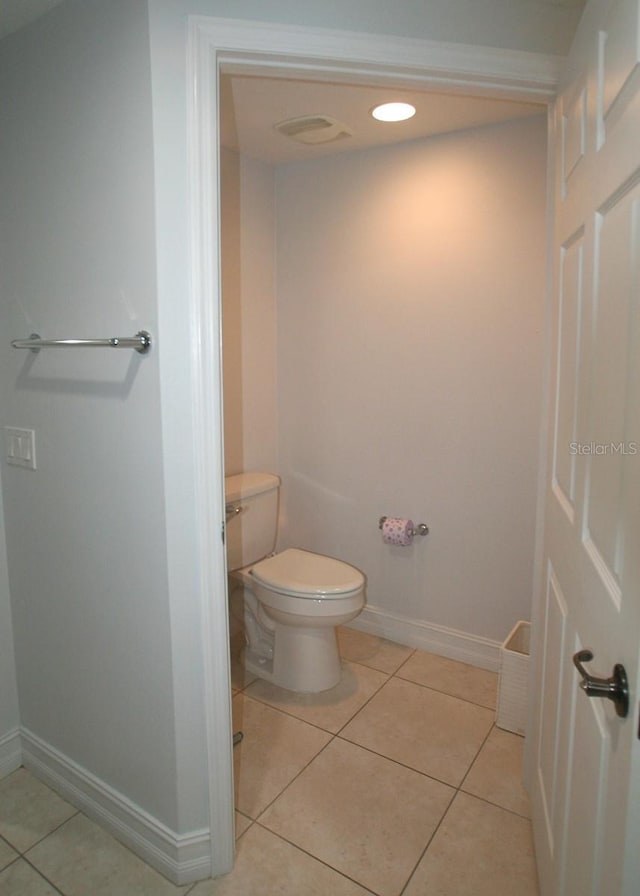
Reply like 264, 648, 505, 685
20, 728, 211, 885
0, 727, 22, 779
348, 605, 501, 672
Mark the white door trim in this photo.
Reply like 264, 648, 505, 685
186, 16, 560, 877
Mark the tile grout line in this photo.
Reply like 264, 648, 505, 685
233, 639, 512, 887
457, 786, 533, 821
252, 819, 382, 896
397, 781, 457, 896
236, 661, 394, 737
238, 649, 507, 896
234, 638, 529, 893
393, 670, 499, 711
352, 653, 522, 895
0, 794, 81, 864
389, 646, 418, 675
332, 669, 396, 737
244, 655, 444, 832
21, 807, 82, 857
0, 831, 16, 861
395, 714, 496, 895
397, 716, 532, 895
333, 732, 466, 792
458, 721, 496, 790
250, 730, 339, 823
13, 852, 67, 896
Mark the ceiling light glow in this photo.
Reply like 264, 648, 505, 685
371, 102, 416, 122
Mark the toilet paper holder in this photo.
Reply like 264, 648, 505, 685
379, 516, 429, 537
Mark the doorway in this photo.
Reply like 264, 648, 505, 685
186, 18, 557, 877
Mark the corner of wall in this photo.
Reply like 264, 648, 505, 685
0, 469, 20, 776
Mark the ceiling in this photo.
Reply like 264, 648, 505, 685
1, 0, 581, 164
220, 72, 547, 166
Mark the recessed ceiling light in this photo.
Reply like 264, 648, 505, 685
371, 102, 416, 122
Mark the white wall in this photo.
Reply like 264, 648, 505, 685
221, 149, 278, 476
0, 0, 207, 835
275, 115, 547, 644
150, 0, 582, 56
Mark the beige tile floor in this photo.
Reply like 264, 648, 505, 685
0, 627, 539, 896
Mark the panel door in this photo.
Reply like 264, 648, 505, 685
531, 1, 640, 894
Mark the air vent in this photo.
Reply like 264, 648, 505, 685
274, 115, 353, 145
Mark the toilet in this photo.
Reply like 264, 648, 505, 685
225, 472, 366, 693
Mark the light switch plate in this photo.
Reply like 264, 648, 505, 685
4, 427, 36, 470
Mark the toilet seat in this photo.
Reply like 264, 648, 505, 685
251, 548, 364, 599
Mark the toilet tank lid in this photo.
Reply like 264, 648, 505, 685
225, 471, 280, 503
251, 548, 365, 597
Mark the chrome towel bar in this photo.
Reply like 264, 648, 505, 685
11, 331, 152, 354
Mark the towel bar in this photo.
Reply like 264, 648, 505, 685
11, 331, 152, 354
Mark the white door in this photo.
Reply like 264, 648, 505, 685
531, 1, 640, 894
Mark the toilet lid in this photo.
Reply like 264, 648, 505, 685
251, 548, 364, 598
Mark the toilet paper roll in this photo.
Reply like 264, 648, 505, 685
382, 517, 414, 546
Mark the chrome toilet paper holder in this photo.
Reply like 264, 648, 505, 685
379, 516, 429, 537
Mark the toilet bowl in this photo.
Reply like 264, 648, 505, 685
248, 548, 364, 692
225, 473, 366, 693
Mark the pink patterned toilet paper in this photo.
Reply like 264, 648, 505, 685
382, 517, 414, 546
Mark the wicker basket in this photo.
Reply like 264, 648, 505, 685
496, 620, 530, 736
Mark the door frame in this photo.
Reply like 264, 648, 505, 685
186, 15, 561, 876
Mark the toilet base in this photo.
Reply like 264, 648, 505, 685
245, 623, 341, 693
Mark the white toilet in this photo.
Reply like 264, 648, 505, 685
225, 472, 366, 693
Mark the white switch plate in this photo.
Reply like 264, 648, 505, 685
4, 427, 36, 470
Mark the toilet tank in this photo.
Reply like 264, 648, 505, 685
224, 472, 280, 572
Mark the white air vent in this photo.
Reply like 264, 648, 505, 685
274, 115, 353, 145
